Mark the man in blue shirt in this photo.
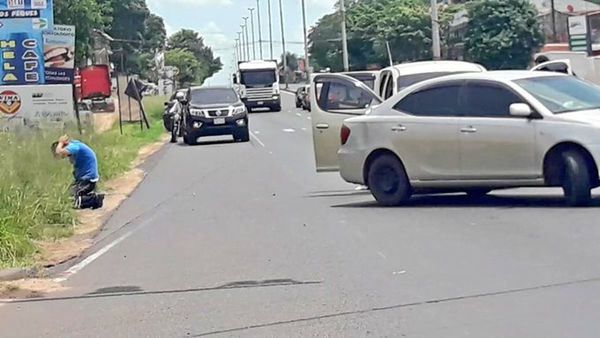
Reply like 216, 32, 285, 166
52, 135, 104, 209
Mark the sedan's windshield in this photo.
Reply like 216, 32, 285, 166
515, 76, 600, 114
240, 70, 276, 86
190, 88, 238, 105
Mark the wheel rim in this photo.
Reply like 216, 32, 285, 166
375, 165, 399, 194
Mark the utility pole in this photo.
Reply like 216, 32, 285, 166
551, 0, 557, 42
257, 0, 263, 59
340, 0, 349, 71
234, 40, 239, 64
301, 0, 310, 83
237, 32, 243, 61
431, 0, 441, 60
239, 27, 246, 61
267, 0, 274, 59
249, 7, 256, 60
278, 0, 288, 88
242, 17, 250, 61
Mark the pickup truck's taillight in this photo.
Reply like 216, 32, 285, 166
341, 124, 351, 145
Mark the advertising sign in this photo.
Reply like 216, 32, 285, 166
0, 84, 75, 131
568, 15, 591, 55
43, 24, 75, 84
0, 0, 53, 85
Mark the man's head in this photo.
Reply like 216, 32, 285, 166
52, 135, 71, 159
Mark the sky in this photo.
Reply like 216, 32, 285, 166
147, 0, 337, 85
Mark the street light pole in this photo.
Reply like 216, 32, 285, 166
340, 0, 349, 71
551, 0, 557, 42
249, 8, 256, 60
301, 0, 310, 82
256, 0, 263, 59
242, 17, 250, 61
239, 27, 246, 61
430, 0, 441, 59
237, 32, 243, 61
278, 0, 287, 88
267, 0, 274, 59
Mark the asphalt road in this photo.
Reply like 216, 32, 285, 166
2, 92, 600, 337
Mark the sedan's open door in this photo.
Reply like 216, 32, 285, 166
311, 73, 382, 172
531, 59, 574, 75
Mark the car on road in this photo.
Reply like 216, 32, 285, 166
311, 71, 600, 206
295, 85, 307, 108
376, 60, 486, 100
181, 86, 249, 145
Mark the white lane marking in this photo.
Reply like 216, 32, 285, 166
250, 132, 266, 147
301, 127, 307, 131
393, 270, 407, 275
377, 251, 387, 259
253, 130, 261, 134
296, 113, 302, 117
307, 116, 311, 120
53, 231, 134, 283
283, 128, 296, 133
281, 91, 295, 96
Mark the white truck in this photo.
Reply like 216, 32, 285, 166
234, 60, 281, 112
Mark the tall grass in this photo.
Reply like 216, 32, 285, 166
0, 96, 166, 268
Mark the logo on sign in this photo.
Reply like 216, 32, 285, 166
31, 0, 47, 9
0, 90, 22, 115
7, 0, 25, 9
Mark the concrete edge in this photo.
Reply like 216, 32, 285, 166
0, 268, 37, 282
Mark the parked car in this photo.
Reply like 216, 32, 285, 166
375, 60, 486, 100
295, 86, 307, 108
311, 71, 600, 206
182, 86, 249, 145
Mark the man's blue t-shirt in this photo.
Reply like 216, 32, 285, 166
65, 140, 99, 182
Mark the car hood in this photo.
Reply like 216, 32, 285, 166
189, 102, 242, 109
556, 110, 600, 126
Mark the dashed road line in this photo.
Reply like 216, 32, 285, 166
283, 128, 296, 133
250, 132, 266, 147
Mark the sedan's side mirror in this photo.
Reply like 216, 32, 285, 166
510, 103, 533, 117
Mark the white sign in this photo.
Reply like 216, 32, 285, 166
7, 0, 25, 9
0, 84, 75, 131
31, 0, 47, 9
568, 15, 588, 36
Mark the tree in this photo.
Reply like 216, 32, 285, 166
464, 0, 544, 70
54, 0, 112, 65
280, 52, 299, 71
308, 12, 344, 72
143, 14, 167, 53
168, 29, 222, 76
165, 48, 202, 87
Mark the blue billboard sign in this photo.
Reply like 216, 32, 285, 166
0, 0, 53, 85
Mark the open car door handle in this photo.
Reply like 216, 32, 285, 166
316, 123, 329, 130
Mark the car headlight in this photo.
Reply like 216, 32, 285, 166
233, 106, 246, 115
189, 108, 203, 116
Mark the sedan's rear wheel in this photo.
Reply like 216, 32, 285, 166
561, 150, 592, 206
367, 154, 412, 206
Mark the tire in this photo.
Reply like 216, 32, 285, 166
235, 127, 250, 142
271, 104, 281, 112
561, 150, 592, 206
183, 131, 196, 145
367, 154, 412, 206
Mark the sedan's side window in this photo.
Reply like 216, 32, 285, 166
320, 82, 374, 111
464, 83, 523, 118
394, 85, 461, 117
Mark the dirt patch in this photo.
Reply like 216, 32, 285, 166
93, 112, 119, 133
36, 135, 168, 270
0, 279, 67, 299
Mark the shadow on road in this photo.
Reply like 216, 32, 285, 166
331, 193, 600, 209
175, 139, 236, 147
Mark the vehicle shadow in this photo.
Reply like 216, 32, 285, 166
175, 139, 236, 147
331, 193, 600, 209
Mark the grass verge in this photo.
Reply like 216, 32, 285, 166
0, 96, 167, 269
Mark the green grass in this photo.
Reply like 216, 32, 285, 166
0, 96, 167, 268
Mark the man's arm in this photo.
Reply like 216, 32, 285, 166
55, 135, 71, 158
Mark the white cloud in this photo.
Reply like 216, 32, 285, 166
307, 0, 336, 10
147, 0, 232, 10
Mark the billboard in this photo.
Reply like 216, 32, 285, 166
0, 0, 54, 85
43, 24, 75, 83
0, 84, 75, 131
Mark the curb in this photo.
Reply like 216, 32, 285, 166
0, 268, 34, 282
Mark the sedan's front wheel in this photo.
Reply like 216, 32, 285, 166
562, 150, 592, 206
367, 154, 412, 206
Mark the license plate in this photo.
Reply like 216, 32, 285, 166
257, 101, 264, 105
214, 118, 225, 125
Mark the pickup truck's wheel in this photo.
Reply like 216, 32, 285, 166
562, 150, 592, 206
367, 154, 412, 206
183, 132, 196, 146
235, 126, 250, 142
271, 104, 281, 112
